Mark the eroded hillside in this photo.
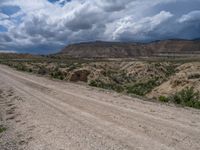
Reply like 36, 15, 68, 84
148, 62, 200, 98
1, 57, 200, 109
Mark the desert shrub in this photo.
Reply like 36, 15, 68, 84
68, 63, 81, 71
104, 70, 115, 77
89, 80, 124, 93
89, 80, 98, 87
28, 68, 33, 72
112, 75, 125, 84
153, 63, 176, 78
169, 87, 200, 109
50, 70, 65, 80
14, 63, 27, 71
6, 62, 13, 67
59, 63, 67, 68
37, 67, 48, 75
126, 78, 159, 96
127, 83, 146, 96
165, 65, 176, 77
0, 125, 6, 133
159, 96, 169, 102
188, 73, 200, 79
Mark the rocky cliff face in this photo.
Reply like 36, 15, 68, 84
59, 39, 200, 58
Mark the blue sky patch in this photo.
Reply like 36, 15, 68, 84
48, 0, 60, 3
0, 5, 21, 16
0, 25, 7, 32
48, 0, 71, 6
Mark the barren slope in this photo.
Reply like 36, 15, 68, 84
0, 65, 200, 150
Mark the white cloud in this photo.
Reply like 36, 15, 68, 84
0, 13, 9, 20
179, 10, 200, 23
111, 11, 173, 40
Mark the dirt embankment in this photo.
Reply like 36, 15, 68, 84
1, 59, 200, 108
0, 60, 179, 95
148, 62, 200, 98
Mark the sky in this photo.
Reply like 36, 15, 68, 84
0, 0, 200, 54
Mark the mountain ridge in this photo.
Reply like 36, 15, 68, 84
59, 39, 200, 58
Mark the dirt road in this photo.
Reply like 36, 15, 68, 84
0, 65, 200, 150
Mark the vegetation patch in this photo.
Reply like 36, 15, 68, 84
68, 63, 82, 71
164, 64, 176, 77
89, 80, 124, 93
188, 73, 200, 79
0, 125, 6, 133
50, 68, 65, 80
126, 78, 159, 96
159, 87, 200, 109
37, 66, 48, 75
158, 95, 169, 103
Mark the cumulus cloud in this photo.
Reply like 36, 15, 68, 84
0, 0, 199, 54
111, 11, 173, 41
179, 10, 200, 23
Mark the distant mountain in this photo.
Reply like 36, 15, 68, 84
0, 53, 42, 59
59, 39, 200, 58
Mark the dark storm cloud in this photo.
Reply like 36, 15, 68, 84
152, 0, 200, 16
64, 6, 103, 31
0, 0, 199, 54
0, 33, 12, 42
22, 15, 57, 38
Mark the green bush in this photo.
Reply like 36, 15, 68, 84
89, 80, 98, 87
50, 70, 65, 80
28, 68, 33, 72
89, 80, 124, 93
188, 73, 200, 79
37, 67, 48, 75
169, 87, 200, 109
159, 96, 169, 102
68, 63, 81, 71
126, 78, 159, 96
15, 64, 27, 71
165, 65, 176, 77
0, 125, 6, 133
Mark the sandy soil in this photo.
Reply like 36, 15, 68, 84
0, 64, 200, 150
